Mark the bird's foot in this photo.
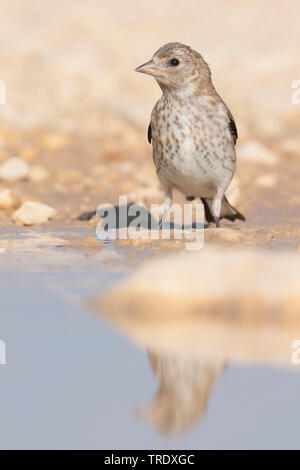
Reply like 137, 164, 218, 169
214, 217, 220, 228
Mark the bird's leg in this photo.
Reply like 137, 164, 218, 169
159, 189, 173, 229
212, 189, 224, 228
214, 217, 220, 228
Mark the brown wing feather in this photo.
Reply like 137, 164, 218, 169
147, 123, 152, 144
215, 93, 238, 146
228, 113, 238, 146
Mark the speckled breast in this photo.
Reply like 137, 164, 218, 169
151, 94, 236, 197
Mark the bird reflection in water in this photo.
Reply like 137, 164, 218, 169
93, 275, 296, 437
139, 351, 226, 435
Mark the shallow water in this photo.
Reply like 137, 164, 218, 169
0, 231, 300, 450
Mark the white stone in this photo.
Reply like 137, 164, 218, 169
0, 188, 14, 210
12, 201, 56, 225
0, 157, 30, 181
237, 140, 279, 164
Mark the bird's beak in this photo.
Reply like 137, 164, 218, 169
135, 60, 161, 77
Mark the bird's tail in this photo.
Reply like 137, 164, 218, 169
200, 196, 245, 223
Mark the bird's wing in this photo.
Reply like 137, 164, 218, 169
147, 123, 152, 144
217, 93, 238, 146
228, 111, 238, 146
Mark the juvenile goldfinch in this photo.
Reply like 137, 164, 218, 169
135, 42, 245, 227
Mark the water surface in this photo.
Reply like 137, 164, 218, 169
0, 231, 299, 449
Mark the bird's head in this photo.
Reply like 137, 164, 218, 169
135, 42, 212, 94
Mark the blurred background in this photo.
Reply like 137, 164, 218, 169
1, 0, 299, 136
0, 0, 299, 224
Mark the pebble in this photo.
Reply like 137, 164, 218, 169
0, 157, 30, 181
12, 201, 56, 225
0, 188, 15, 210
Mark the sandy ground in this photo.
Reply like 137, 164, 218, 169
0, 0, 299, 232
0, 1, 299, 308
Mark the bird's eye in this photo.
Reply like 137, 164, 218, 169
170, 58, 179, 66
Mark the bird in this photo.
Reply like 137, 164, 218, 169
135, 42, 245, 228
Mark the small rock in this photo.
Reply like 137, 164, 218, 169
12, 201, 56, 225
255, 174, 277, 187
28, 165, 49, 182
237, 140, 279, 165
0, 157, 30, 181
77, 210, 96, 221
0, 188, 15, 210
